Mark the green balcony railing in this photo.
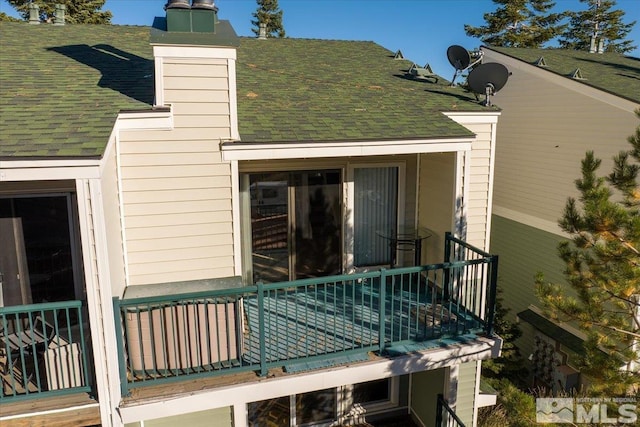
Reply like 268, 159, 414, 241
0, 301, 91, 402
436, 393, 466, 427
114, 233, 498, 396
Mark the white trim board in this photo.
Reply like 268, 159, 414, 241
152, 45, 237, 60
222, 139, 474, 161
0, 166, 100, 181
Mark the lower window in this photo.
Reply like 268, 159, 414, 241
247, 379, 397, 427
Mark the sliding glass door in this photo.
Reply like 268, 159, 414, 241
0, 194, 81, 306
248, 170, 341, 283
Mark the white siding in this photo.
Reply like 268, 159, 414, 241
119, 57, 235, 286
484, 50, 639, 227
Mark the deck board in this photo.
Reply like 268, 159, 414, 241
0, 393, 99, 427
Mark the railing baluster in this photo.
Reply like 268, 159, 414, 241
379, 268, 387, 353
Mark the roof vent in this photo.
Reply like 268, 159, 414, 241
408, 63, 438, 83
29, 3, 40, 24
394, 50, 404, 60
192, 0, 216, 10
54, 4, 66, 26
258, 23, 267, 39
166, 0, 190, 9
535, 56, 547, 67
570, 68, 586, 80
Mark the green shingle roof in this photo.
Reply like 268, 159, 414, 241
485, 46, 640, 104
1, 21, 494, 159
0, 22, 154, 158
235, 37, 493, 144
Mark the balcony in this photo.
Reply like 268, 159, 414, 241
114, 233, 498, 397
0, 301, 91, 402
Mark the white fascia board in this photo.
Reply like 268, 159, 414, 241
152, 45, 237, 60
0, 164, 100, 181
481, 48, 640, 113
476, 392, 498, 408
444, 111, 501, 124
221, 138, 474, 161
116, 108, 173, 131
118, 336, 502, 423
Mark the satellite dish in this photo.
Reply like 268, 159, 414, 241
447, 45, 484, 86
467, 62, 510, 106
447, 45, 471, 70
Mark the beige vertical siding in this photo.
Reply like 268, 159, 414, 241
417, 152, 456, 265
484, 50, 639, 226
100, 146, 126, 296
456, 361, 478, 426
463, 122, 495, 250
119, 57, 235, 286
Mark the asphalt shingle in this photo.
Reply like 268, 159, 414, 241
1, 21, 495, 159
0, 22, 153, 159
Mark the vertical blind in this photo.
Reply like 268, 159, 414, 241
353, 167, 398, 266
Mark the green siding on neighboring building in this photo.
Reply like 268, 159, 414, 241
410, 368, 446, 427
490, 215, 566, 317
126, 407, 233, 427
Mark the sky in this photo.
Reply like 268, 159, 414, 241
1, 0, 639, 78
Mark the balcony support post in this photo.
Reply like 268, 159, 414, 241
485, 255, 499, 336
113, 297, 130, 397
378, 269, 387, 354
257, 281, 268, 377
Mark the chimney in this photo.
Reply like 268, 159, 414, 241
29, 3, 40, 25
258, 23, 267, 39
165, 0, 218, 33
54, 4, 66, 26
589, 36, 596, 53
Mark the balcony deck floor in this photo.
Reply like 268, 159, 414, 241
242, 281, 482, 368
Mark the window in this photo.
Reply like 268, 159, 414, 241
353, 379, 391, 405
247, 379, 399, 426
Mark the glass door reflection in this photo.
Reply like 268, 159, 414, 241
249, 170, 341, 283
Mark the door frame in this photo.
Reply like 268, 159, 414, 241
0, 192, 84, 303
239, 159, 408, 283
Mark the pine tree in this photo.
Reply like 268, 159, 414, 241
251, 0, 285, 38
536, 113, 640, 396
558, 0, 636, 53
0, 12, 21, 22
482, 289, 528, 386
7, 0, 112, 24
464, 0, 566, 48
